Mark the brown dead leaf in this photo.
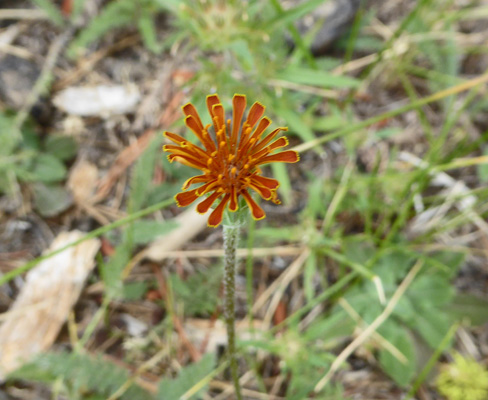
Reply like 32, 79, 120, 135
67, 160, 99, 204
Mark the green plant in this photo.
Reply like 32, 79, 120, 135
67, 0, 165, 57
8, 352, 154, 400
436, 353, 488, 400
0, 112, 77, 216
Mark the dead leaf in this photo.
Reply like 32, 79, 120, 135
0, 230, 100, 379
67, 160, 99, 204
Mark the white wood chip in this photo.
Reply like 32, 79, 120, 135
0, 231, 100, 379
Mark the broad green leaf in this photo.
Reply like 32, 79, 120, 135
170, 266, 221, 316
446, 294, 488, 326
100, 245, 131, 299
0, 112, 21, 156
33, 183, 73, 217
29, 153, 67, 183
411, 302, 450, 349
304, 312, 355, 342
123, 281, 149, 300
408, 275, 454, 307
44, 135, 78, 161
378, 322, 416, 387
8, 352, 152, 400
157, 354, 215, 399
126, 220, 179, 245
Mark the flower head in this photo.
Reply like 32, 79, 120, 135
163, 94, 299, 227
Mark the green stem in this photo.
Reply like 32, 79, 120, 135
223, 221, 243, 400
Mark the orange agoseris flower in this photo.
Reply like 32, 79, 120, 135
163, 94, 300, 227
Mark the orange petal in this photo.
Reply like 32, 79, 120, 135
249, 182, 272, 200
239, 117, 272, 154
196, 191, 222, 214
195, 179, 219, 196
245, 101, 265, 129
168, 154, 207, 170
241, 190, 266, 220
163, 144, 207, 161
250, 174, 280, 190
212, 103, 225, 131
175, 188, 200, 207
185, 115, 216, 152
229, 185, 239, 212
207, 194, 230, 227
252, 137, 289, 159
182, 103, 204, 130
182, 174, 210, 190
163, 131, 186, 144
256, 150, 300, 165
206, 94, 221, 133
251, 127, 287, 153
232, 94, 246, 144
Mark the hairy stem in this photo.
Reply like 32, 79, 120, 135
223, 221, 243, 400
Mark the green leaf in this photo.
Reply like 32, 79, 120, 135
32, 183, 73, 217
378, 322, 416, 387
408, 275, 454, 307
270, 0, 329, 28
230, 40, 255, 71
0, 112, 21, 156
100, 244, 131, 299
44, 135, 78, 161
411, 302, 450, 349
276, 107, 316, 143
170, 267, 221, 317
138, 12, 162, 53
446, 294, 488, 326
68, 1, 135, 58
31, 0, 65, 26
478, 147, 488, 182
157, 354, 215, 399
277, 67, 360, 89
311, 115, 344, 131
8, 351, 153, 400
126, 220, 179, 245
123, 281, 149, 300
272, 162, 292, 205
129, 139, 160, 212
28, 153, 67, 183
304, 251, 316, 302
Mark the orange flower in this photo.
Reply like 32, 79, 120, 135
163, 94, 299, 227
